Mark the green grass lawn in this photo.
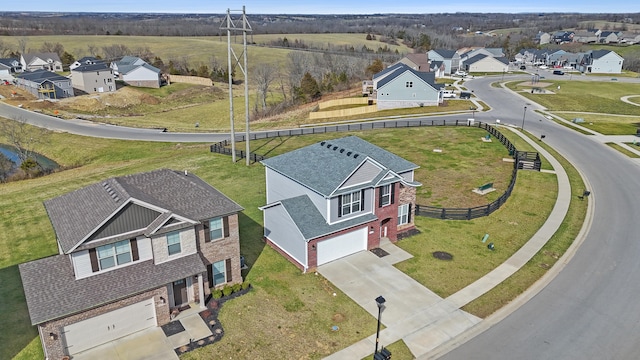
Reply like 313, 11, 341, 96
1, 120, 565, 360
552, 112, 640, 135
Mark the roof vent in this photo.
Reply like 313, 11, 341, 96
353, 154, 359, 159
332, 146, 338, 151
347, 151, 352, 156
326, 143, 332, 148
102, 182, 120, 202
340, 149, 345, 153
320, 141, 326, 146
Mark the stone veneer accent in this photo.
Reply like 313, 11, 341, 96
398, 183, 417, 232
38, 286, 169, 359
151, 227, 197, 265
196, 213, 242, 293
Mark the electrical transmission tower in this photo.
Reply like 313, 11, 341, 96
220, 6, 252, 165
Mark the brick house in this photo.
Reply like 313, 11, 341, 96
260, 136, 420, 272
19, 169, 243, 359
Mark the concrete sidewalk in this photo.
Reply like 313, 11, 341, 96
322, 126, 573, 359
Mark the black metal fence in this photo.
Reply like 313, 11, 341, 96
210, 118, 536, 220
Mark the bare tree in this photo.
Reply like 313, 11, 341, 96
253, 63, 278, 111
0, 116, 50, 169
87, 44, 99, 57
39, 42, 65, 57
0, 40, 11, 57
0, 153, 14, 183
17, 37, 28, 55
101, 44, 131, 61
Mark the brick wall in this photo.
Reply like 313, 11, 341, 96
39, 286, 169, 359
196, 213, 242, 291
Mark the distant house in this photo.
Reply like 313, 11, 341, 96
71, 62, 116, 94
19, 169, 244, 359
460, 54, 509, 73
69, 56, 103, 71
573, 29, 600, 43
20, 52, 63, 72
598, 31, 622, 44
111, 56, 162, 88
0, 58, 23, 78
427, 49, 460, 75
551, 31, 574, 44
395, 53, 430, 72
428, 60, 446, 78
260, 136, 420, 271
535, 31, 551, 45
373, 63, 443, 110
15, 69, 74, 99
460, 47, 504, 60
579, 50, 624, 74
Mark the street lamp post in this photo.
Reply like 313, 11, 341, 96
521, 106, 527, 130
374, 296, 386, 356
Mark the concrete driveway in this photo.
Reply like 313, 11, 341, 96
71, 327, 178, 360
319, 242, 480, 358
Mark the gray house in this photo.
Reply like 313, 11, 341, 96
260, 136, 420, 272
69, 56, 103, 71
15, 69, 74, 99
19, 169, 243, 359
374, 63, 443, 110
111, 56, 162, 88
71, 62, 116, 94
461, 54, 509, 73
427, 49, 460, 75
580, 50, 624, 74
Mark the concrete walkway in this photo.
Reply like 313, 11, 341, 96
322, 126, 573, 359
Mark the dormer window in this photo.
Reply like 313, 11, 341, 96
96, 240, 131, 270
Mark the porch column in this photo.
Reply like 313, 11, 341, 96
198, 273, 206, 309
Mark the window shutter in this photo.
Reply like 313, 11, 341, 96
338, 196, 342, 217
207, 264, 213, 287
360, 190, 365, 210
378, 187, 383, 208
130, 239, 139, 261
391, 184, 396, 204
89, 248, 99, 272
408, 204, 412, 224
225, 258, 232, 282
223, 216, 229, 238
203, 222, 211, 243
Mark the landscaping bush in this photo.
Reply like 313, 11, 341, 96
211, 289, 223, 299
222, 285, 233, 297
241, 281, 250, 290
232, 283, 242, 293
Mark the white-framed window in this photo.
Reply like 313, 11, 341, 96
209, 217, 224, 240
97, 239, 131, 270
380, 185, 391, 206
341, 191, 361, 216
406, 81, 413, 87
167, 231, 181, 256
398, 204, 410, 225
212, 260, 226, 286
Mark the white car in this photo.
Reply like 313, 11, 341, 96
455, 70, 467, 77
539, 65, 548, 69
442, 90, 456, 98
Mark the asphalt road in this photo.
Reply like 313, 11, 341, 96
440, 75, 640, 359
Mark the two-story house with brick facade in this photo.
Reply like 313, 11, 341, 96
19, 169, 243, 359
260, 136, 420, 272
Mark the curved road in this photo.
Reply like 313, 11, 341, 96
440, 75, 640, 359
4, 74, 640, 359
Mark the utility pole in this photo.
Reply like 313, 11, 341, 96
220, 6, 252, 165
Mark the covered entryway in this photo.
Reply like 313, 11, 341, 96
172, 279, 188, 306
380, 218, 391, 239
63, 298, 157, 355
317, 227, 367, 266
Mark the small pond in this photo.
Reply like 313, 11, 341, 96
0, 143, 59, 173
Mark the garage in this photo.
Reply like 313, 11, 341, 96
317, 227, 367, 266
62, 298, 157, 355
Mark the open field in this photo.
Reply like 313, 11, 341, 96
0, 33, 409, 70
1, 120, 569, 360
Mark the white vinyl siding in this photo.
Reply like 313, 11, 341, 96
262, 204, 307, 268
265, 168, 326, 218
72, 250, 92, 279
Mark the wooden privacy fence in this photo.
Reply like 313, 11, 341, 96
210, 118, 536, 220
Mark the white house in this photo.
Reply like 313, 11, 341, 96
111, 56, 162, 88
20, 53, 63, 72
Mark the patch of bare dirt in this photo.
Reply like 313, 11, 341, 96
58, 87, 147, 111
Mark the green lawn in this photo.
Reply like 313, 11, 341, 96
552, 112, 640, 135
1, 120, 564, 360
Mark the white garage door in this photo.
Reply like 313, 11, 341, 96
63, 298, 157, 355
317, 228, 367, 266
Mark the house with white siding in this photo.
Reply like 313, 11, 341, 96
260, 136, 420, 272
111, 56, 162, 88
20, 52, 63, 72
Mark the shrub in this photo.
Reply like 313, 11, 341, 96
242, 281, 250, 290
222, 285, 233, 297
212, 289, 223, 299
232, 283, 242, 293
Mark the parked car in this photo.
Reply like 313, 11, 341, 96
454, 70, 467, 77
553, 70, 565, 75
539, 65, 548, 69
442, 90, 456, 98
459, 91, 472, 99
519, 65, 527, 70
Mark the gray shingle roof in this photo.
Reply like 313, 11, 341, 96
375, 64, 439, 90
45, 169, 243, 253
19, 253, 206, 325
71, 62, 110, 73
23, 52, 62, 65
261, 136, 418, 197
17, 69, 68, 83
431, 49, 457, 59
279, 195, 377, 240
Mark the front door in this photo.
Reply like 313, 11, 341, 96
380, 218, 391, 239
172, 279, 187, 306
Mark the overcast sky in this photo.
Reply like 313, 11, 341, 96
4, 0, 635, 14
